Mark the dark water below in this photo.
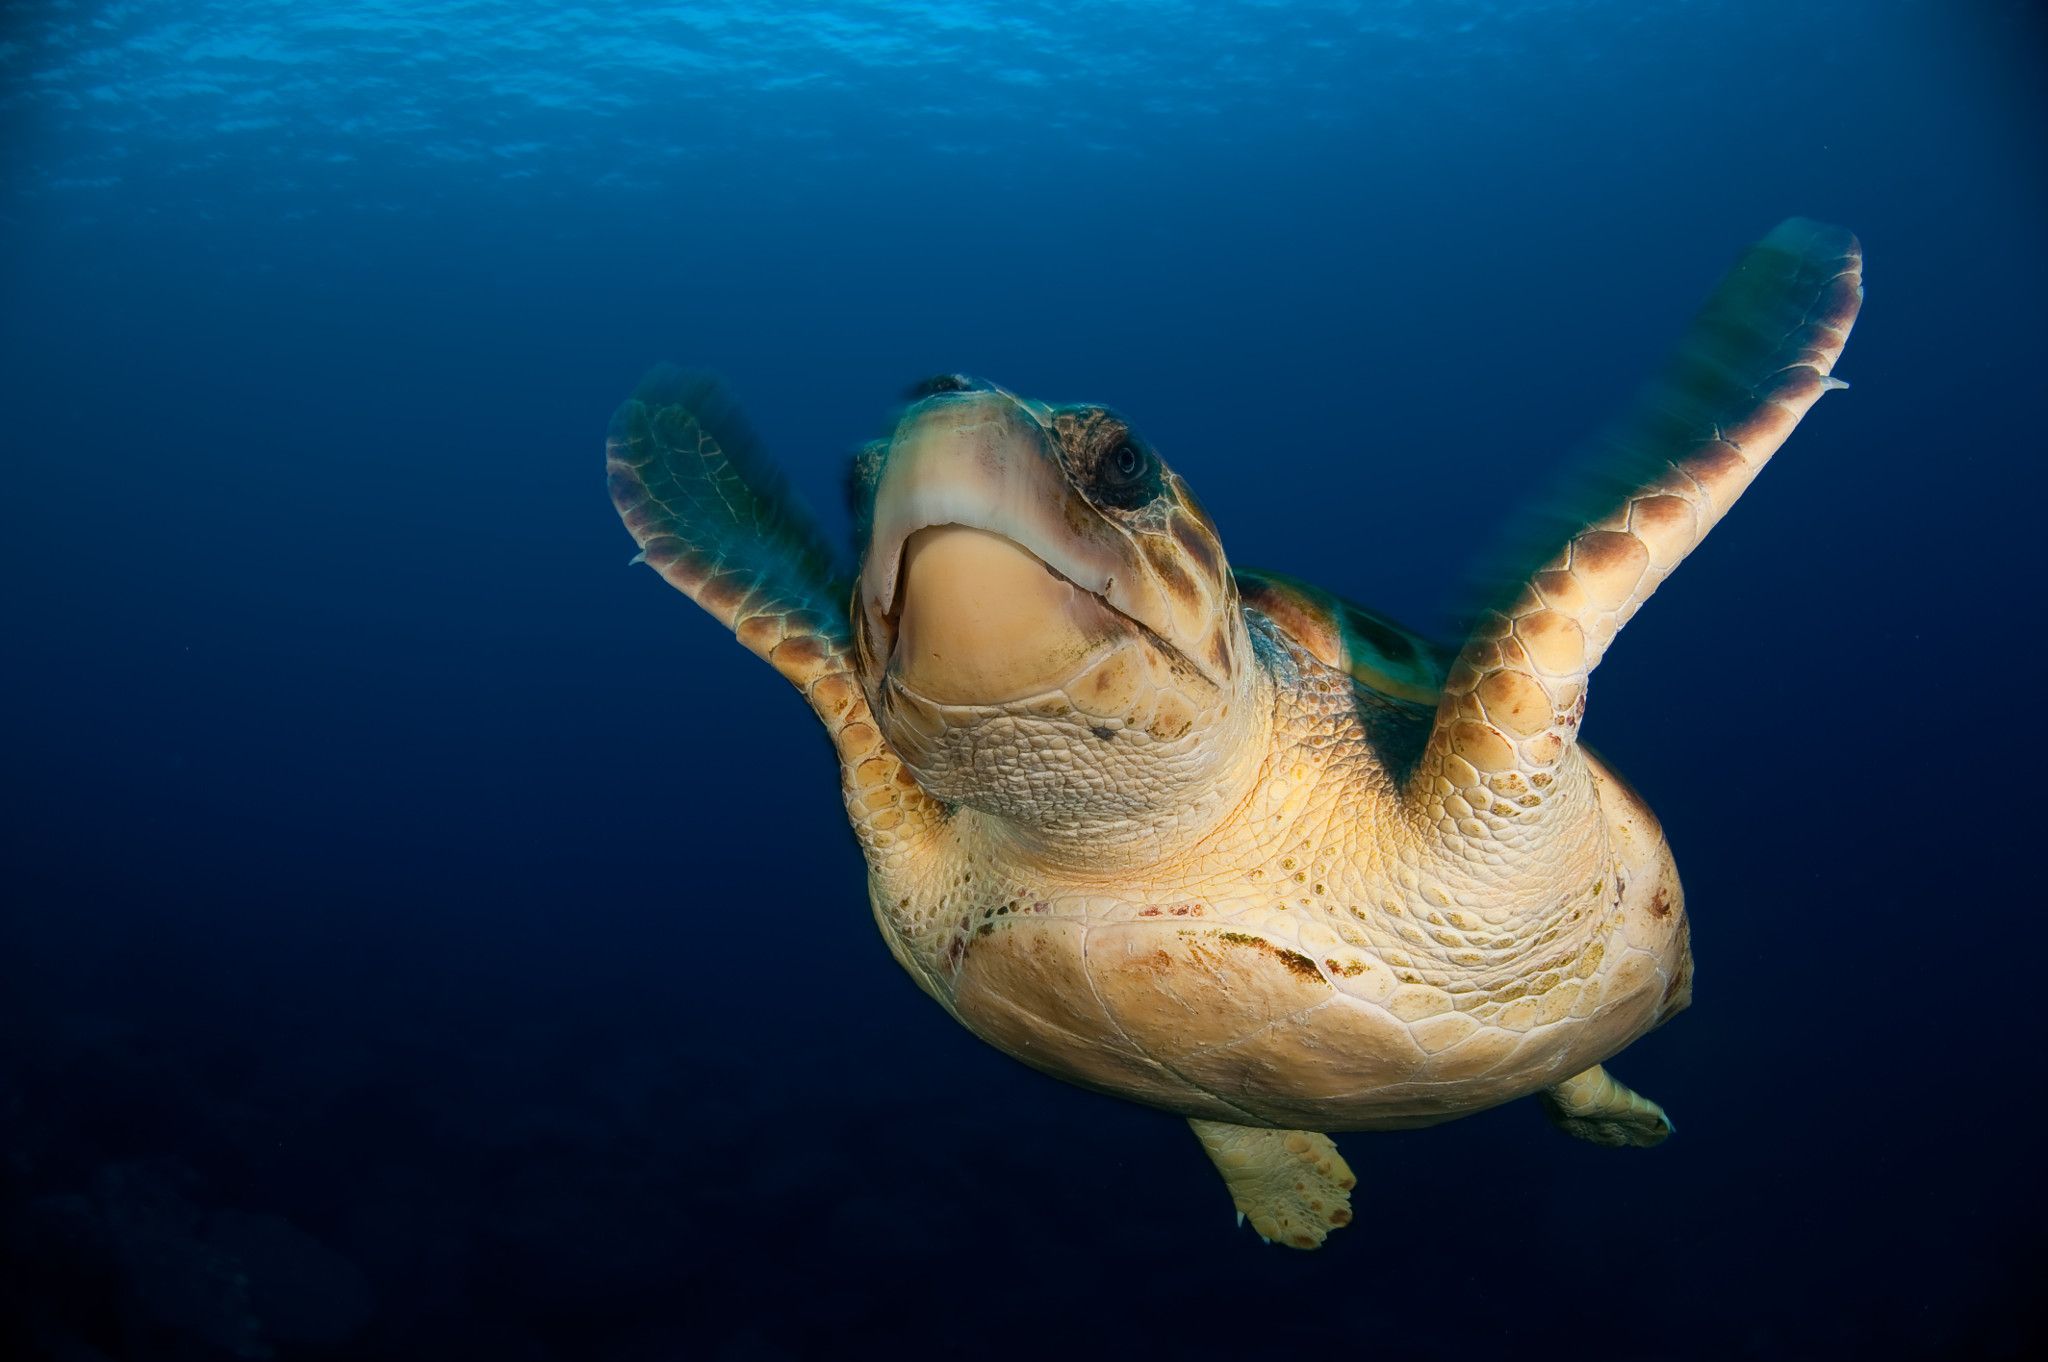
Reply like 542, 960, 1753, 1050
3, 2, 2042, 1358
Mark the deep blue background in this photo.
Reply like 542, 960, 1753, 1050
2, 2, 2042, 1358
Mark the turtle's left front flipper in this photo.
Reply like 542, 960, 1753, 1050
608, 368, 853, 695
1407, 219, 1863, 842
1188, 1119, 1356, 1249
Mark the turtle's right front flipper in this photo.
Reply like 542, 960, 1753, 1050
608, 367, 853, 694
607, 369, 932, 845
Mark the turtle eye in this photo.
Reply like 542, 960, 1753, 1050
1090, 438, 1158, 509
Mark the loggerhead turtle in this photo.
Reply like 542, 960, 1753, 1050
607, 219, 1862, 1248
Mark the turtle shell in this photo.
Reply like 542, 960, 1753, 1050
1234, 567, 1450, 706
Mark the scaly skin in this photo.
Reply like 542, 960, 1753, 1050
607, 369, 939, 855
1409, 218, 1864, 856
856, 614, 1691, 1133
608, 220, 1862, 1250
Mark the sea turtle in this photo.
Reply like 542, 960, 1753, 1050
607, 218, 1862, 1248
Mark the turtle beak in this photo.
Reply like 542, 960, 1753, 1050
858, 389, 1194, 703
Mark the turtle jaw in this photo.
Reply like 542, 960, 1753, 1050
853, 383, 1267, 849
883, 525, 1136, 706
857, 387, 1210, 702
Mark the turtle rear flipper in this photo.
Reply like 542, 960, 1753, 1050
1409, 219, 1863, 837
1541, 1064, 1673, 1147
1188, 1119, 1356, 1250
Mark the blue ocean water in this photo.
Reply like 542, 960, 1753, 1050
2, 1, 2042, 1357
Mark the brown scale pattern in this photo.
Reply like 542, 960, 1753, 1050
605, 371, 938, 855
1412, 219, 1863, 845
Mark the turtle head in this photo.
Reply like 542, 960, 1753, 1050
852, 378, 1263, 851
